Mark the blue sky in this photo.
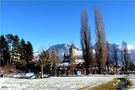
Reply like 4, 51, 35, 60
0, 0, 135, 52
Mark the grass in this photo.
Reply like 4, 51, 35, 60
79, 76, 133, 90
123, 76, 133, 90
89, 78, 119, 90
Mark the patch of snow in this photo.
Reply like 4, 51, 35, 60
0, 75, 124, 90
75, 59, 84, 64
74, 49, 82, 56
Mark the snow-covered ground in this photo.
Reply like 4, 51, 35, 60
129, 75, 135, 90
0, 75, 124, 90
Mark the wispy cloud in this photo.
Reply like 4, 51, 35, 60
127, 44, 135, 50
117, 44, 135, 50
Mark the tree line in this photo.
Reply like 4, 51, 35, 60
39, 50, 61, 77
81, 8, 134, 75
0, 34, 61, 75
0, 34, 33, 71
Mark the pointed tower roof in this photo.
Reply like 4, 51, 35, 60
70, 43, 76, 49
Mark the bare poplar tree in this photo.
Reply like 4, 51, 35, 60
112, 44, 119, 72
121, 41, 130, 72
39, 50, 46, 78
51, 51, 61, 76
95, 8, 107, 74
80, 10, 93, 75
106, 42, 110, 74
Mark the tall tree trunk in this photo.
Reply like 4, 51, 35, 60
95, 8, 107, 74
80, 10, 93, 75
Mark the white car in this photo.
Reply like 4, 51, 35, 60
13, 74, 21, 78
25, 73, 36, 79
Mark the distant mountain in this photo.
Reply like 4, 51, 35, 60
47, 44, 70, 61
129, 49, 135, 64
93, 43, 135, 65
34, 43, 135, 64
33, 52, 40, 61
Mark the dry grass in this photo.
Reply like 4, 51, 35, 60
0, 64, 16, 73
89, 78, 119, 90
89, 76, 133, 90
78, 78, 119, 90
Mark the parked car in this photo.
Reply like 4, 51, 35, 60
25, 72, 36, 79
13, 74, 21, 78
0, 74, 4, 77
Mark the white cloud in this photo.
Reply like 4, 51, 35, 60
117, 44, 135, 50
127, 44, 135, 50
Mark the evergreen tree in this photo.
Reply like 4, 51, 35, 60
25, 41, 33, 62
0, 35, 10, 66
22, 41, 33, 72
19, 39, 26, 61
5, 34, 14, 64
12, 35, 20, 61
